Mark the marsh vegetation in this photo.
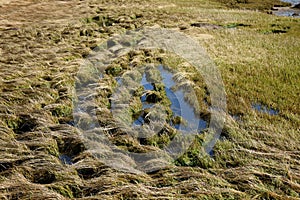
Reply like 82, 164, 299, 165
0, 0, 299, 199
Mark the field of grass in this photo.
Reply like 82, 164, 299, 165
0, 0, 299, 199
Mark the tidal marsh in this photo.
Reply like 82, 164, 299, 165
0, 0, 299, 199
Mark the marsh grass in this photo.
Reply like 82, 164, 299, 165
214, 0, 291, 10
0, 0, 299, 199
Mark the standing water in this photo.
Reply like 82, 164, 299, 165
133, 66, 207, 132
273, 0, 300, 17
280, 0, 300, 5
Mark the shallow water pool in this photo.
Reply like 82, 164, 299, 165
132, 66, 207, 132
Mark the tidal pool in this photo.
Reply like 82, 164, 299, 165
280, 0, 299, 5
252, 103, 279, 115
273, 0, 300, 17
272, 7, 300, 17
59, 154, 73, 165
133, 66, 207, 133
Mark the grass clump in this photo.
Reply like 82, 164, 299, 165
49, 185, 74, 198
175, 134, 214, 168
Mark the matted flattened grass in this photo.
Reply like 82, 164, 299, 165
213, 0, 291, 10
0, 0, 299, 199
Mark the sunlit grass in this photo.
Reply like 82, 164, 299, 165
1, 0, 299, 198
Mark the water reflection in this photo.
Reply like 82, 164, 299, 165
59, 154, 73, 165
252, 103, 279, 115
132, 66, 207, 132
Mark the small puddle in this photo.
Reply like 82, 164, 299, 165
132, 66, 207, 132
252, 103, 279, 115
59, 154, 73, 165
272, 7, 300, 17
272, 0, 300, 17
281, 0, 300, 5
